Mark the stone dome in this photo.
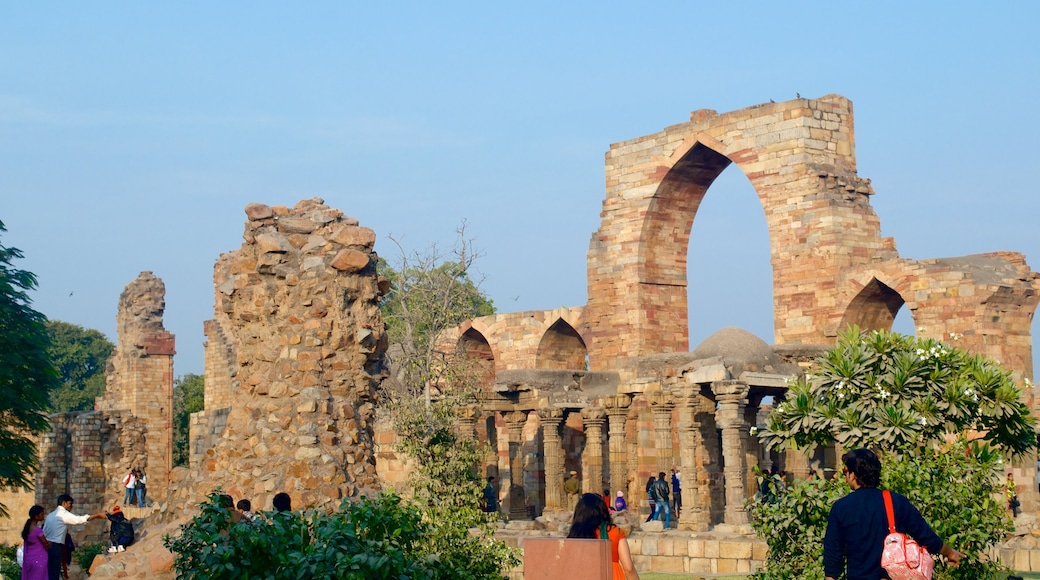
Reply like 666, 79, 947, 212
690, 327, 784, 376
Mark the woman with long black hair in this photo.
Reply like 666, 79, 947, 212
20, 504, 50, 580
567, 493, 639, 580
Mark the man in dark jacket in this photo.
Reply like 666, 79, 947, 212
651, 471, 671, 529
823, 449, 962, 580
106, 506, 134, 552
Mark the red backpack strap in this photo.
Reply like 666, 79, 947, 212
882, 490, 897, 534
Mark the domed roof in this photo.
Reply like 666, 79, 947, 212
690, 327, 784, 376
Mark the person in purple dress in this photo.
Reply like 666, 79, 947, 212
21, 505, 51, 580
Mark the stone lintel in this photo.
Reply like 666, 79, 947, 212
684, 363, 731, 384
138, 333, 176, 356
738, 372, 793, 388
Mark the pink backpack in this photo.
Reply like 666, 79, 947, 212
880, 490, 934, 580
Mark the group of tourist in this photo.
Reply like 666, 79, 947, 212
642, 466, 681, 528
121, 468, 147, 508
19, 494, 106, 580
215, 492, 291, 522
18, 491, 295, 580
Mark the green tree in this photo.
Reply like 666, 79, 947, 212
172, 373, 205, 467
379, 222, 495, 408
46, 319, 115, 413
760, 326, 1035, 455
750, 327, 1035, 579
376, 225, 516, 577
0, 219, 60, 518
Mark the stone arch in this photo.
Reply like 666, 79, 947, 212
586, 96, 886, 370
838, 277, 909, 332
536, 318, 588, 370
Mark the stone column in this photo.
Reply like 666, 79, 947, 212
581, 407, 606, 495
648, 392, 675, 473
604, 395, 631, 496
674, 389, 711, 531
456, 405, 478, 442
713, 380, 750, 526
504, 410, 528, 520
541, 408, 566, 512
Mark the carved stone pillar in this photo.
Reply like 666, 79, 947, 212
604, 395, 631, 496
648, 392, 675, 473
504, 410, 529, 520
581, 407, 606, 495
713, 380, 750, 525
541, 408, 566, 512
456, 405, 478, 442
674, 389, 711, 531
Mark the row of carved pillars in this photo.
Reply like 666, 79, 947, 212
454, 379, 766, 529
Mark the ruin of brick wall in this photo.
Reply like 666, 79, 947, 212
31, 411, 147, 545
177, 198, 388, 513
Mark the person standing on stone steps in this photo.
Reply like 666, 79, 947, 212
121, 470, 137, 506
135, 469, 147, 508
670, 466, 682, 519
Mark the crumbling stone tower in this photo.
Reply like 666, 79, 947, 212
187, 198, 387, 510
95, 271, 176, 488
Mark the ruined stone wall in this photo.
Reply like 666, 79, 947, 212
95, 271, 176, 500
438, 307, 586, 372
175, 198, 388, 512
32, 411, 145, 545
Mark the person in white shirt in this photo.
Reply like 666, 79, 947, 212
122, 470, 137, 505
42, 494, 106, 580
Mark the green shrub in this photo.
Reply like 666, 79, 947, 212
75, 542, 108, 572
0, 543, 20, 578
164, 490, 518, 580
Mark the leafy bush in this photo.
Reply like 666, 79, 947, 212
0, 543, 20, 577
164, 490, 518, 580
76, 542, 108, 572
750, 327, 1033, 580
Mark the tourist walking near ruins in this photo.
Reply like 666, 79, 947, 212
568, 493, 640, 580
20, 505, 50, 580
823, 449, 962, 580
644, 476, 657, 522
42, 494, 106, 580
652, 472, 671, 529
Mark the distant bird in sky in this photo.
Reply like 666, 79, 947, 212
69, 292, 74, 297
796, 92, 801, 98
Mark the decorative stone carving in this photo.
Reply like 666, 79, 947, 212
540, 408, 566, 512
580, 407, 606, 495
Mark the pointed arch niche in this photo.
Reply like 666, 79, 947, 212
457, 327, 496, 384
536, 319, 588, 370
839, 278, 911, 333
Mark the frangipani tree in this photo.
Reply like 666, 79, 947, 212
749, 326, 1037, 580
759, 326, 1036, 456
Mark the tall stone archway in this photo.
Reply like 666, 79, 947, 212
586, 96, 890, 370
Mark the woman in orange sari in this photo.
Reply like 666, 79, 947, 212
568, 493, 640, 580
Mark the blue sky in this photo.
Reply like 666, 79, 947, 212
2, 2, 1039, 377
